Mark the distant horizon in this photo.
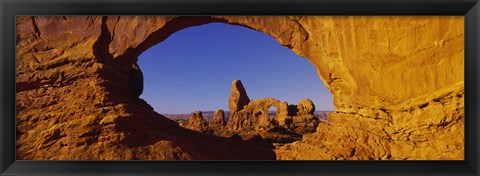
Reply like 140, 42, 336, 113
138, 22, 334, 114
161, 110, 334, 115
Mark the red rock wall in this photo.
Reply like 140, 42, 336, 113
16, 16, 464, 160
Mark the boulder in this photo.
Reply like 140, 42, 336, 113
297, 99, 315, 115
291, 99, 319, 134
185, 111, 209, 133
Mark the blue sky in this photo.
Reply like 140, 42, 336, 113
138, 22, 334, 114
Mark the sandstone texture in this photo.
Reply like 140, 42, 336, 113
228, 80, 251, 120
276, 83, 464, 160
184, 111, 209, 133
291, 99, 319, 134
222, 81, 319, 143
210, 109, 226, 127
16, 16, 463, 160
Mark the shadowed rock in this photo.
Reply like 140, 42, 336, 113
128, 63, 143, 98
15, 16, 464, 160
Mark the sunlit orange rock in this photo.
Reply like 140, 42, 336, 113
16, 16, 463, 160
210, 109, 226, 127
228, 79, 250, 122
185, 111, 209, 133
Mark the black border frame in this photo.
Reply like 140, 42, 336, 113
1, 0, 479, 175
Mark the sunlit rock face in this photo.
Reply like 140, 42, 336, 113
272, 16, 464, 160
210, 109, 226, 127
185, 111, 209, 133
227, 79, 251, 125
223, 80, 319, 143
15, 16, 463, 160
292, 99, 318, 134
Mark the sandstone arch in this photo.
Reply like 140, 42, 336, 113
227, 97, 289, 131
16, 16, 464, 160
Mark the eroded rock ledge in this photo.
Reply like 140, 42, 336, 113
16, 16, 464, 160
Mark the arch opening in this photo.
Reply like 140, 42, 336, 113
135, 21, 332, 143
14, 16, 465, 160
268, 106, 277, 118
137, 22, 334, 118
